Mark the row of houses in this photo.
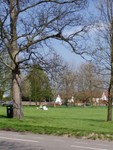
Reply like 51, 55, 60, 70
55, 92, 108, 106
22, 92, 108, 106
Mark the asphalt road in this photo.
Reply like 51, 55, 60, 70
0, 131, 113, 150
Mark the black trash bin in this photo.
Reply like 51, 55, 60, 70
6, 105, 13, 118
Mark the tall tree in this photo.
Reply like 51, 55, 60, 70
0, 0, 88, 119
92, 0, 113, 121
76, 62, 103, 102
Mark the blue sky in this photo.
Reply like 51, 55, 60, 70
55, 43, 86, 67
52, 0, 97, 67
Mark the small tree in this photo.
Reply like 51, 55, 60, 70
27, 64, 52, 104
59, 65, 76, 100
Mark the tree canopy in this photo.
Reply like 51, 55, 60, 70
26, 64, 52, 102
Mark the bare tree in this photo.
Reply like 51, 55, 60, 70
47, 53, 66, 103
76, 62, 103, 102
0, 52, 11, 99
59, 65, 76, 100
0, 0, 88, 119
91, 0, 113, 121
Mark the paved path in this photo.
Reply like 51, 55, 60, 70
0, 131, 113, 150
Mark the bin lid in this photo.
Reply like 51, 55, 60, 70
2, 101, 13, 107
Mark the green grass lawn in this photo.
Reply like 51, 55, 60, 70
0, 106, 113, 140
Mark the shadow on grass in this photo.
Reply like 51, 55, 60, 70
74, 118, 106, 123
25, 115, 106, 123
0, 115, 7, 118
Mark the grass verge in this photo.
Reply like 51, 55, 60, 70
0, 106, 113, 140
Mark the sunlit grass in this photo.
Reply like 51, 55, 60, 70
0, 106, 113, 140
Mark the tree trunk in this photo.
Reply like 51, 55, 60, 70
12, 68, 23, 119
107, 18, 113, 121
107, 83, 112, 121
10, 0, 23, 119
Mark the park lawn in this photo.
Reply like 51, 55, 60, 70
0, 106, 113, 140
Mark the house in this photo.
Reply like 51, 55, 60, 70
93, 92, 108, 105
55, 95, 62, 105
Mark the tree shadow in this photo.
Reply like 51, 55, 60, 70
73, 118, 106, 123
0, 115, 7, 118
